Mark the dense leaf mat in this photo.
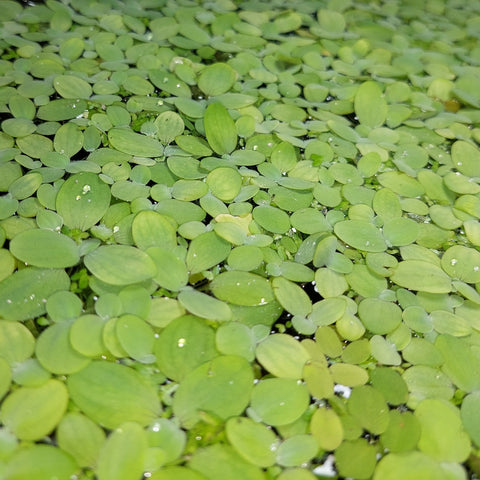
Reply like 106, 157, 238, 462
1, 0, 480, 479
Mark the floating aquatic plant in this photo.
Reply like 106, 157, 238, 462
1, 0, 480, 479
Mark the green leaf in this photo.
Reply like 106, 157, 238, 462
56, 412, 106, 468
56, 172, 111, 231
276, 435, 318, 467
415, 398, 470, 462
391, 260, 451, 293
173, 355, 254, 428
249, 378, 310, 426
155, 111, 185, 144
67, 361, 161, 429
36, 322, 90, 374
116, 314, 155, 363
335, 439, 377, 480
204, 103, 237, 155
206, 167, 242, 202
461, 392, 480, 448
373, 451, 446, 480
154, 314, 217, 381
178, 287, 232, 322
96, 422, 148, 480
272, 277, 312, 317
186, 231, 231, 274
354, 81, 387, 128
149, 467, 207, 480
148, 247, 188, 292
441, 245, 480, 284
132, 210, 177, 251
347, 385, 390, 435
256, 333, 311, 379
108, 127, 164, 157
310, 407, 343, 450
5, 445, 78, 480
451, 140, 480, 177
358, 298, 402, 334
84, 245, 157, 285
0, 268, 70, 322
402, 365, 454, 408
10, 229, 79, 268
0, 321, 35, 364
380, 410, 421, 454
53, 75, 92, 99
0, 379, 68, 441
435, 334, 480, 392
198, 63, 237, 96
253, 205, 291, 234
334, 220, 387, 252
226, 417, 277, 467
54, 122, 83, 158
188, 444, 265, 480
146, 418, 186, 465
211, 271, 275, 306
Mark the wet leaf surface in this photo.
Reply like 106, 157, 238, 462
2, 1, 480, 478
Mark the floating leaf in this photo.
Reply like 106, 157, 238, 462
84, 245, 157, 286
189, 444, 264, 480
10, 229, 79, 268
354, 81, 387, 128
56, 172, 111, 231
390, 260, 451, 293
132, 210, 177, 251
358, 298, 402, 334
272, 277, 312, 317
334, 220, 386, 252
226, 417, 277, 468
452, 140, 480, 177
415, 398, 470, 462
204, 103, 237, 155
148, 247, 188, 292
154, 315, 217, 382
67, 361, 161, 429
373, 451, 446, 480
56, 412, 106, 468
211, 271, 274, 306
461, 392, 480, 448
249, 378, 310, 426
441, 245, 480, 284
5, 445, 78, 480
108, 127, 163, 157
155, 111, 184, 144
36, 322, 90, 375
380, 410, 421, 453
116, 314, 155, 363
173, 355, 254, 428
216, 322, 256, 361
253, 205, 291, 234
178, 287, 232, 321
186, 231, 231, 274
0, 379, 68, 441
96, 422, 148, 480
348, 385, 390, 435
256, 334, 311, 379
0, 321, 35, 364
53, 75, 92, 99
276, 435, 319, 467
206, 167, 242, 202
335, 439, 377, 480
435, 334, 480, 392
310, 407, 343, 451
0, 268, 70, 322
198, 63, 237, 96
